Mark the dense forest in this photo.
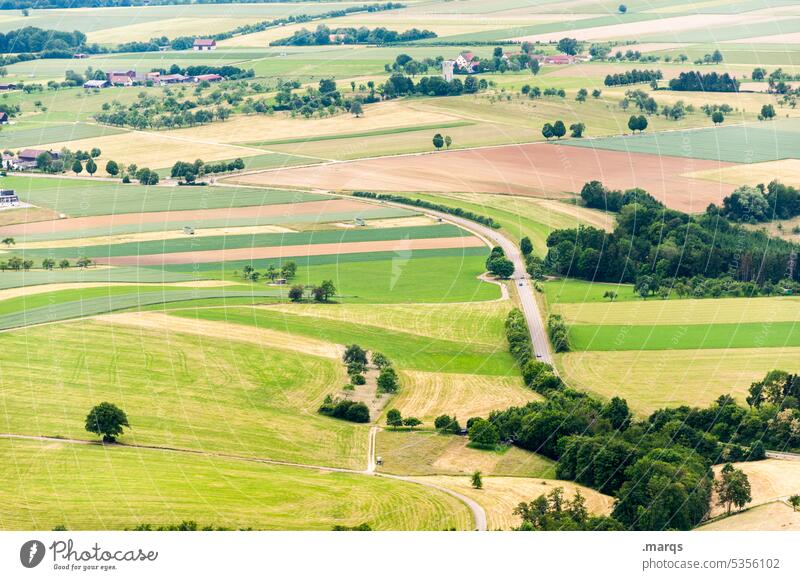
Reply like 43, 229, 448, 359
545, 181, 800, 288
0, 26, 84, 55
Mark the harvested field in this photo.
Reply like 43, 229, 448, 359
234, 144, 735, 212
94, 311, 343, 359
0, 199, 371, 238
709, 459, 800, 518
557, 347, 800, 414
688, 159, 800, 187
94, 236, 485, 266
392, 371, 539, 422
376, 430, 556, 478
0, 206, 59, 226
699, 502, 800, 531
170, 101, 461, 146
416, 476, 614, 530
553, 296, 800, 326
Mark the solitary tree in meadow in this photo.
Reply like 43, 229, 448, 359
715, 463, 752, 515
472, 471, 483, 489
712, 111, 724, 125
1, 237, 14, 246
432, 133, 444, 150
85, 402, 130, 443
350, 101, 363, 117
444, 135, 452, 149
105, 160, 119, 176
520, 236, 533, 256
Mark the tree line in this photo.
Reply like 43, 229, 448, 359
603, 69, 662, 87
668, 71, 740, 92
271, 24, 435, 46
352, 191, 500, 229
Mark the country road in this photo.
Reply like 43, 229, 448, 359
344, 195, 554, 365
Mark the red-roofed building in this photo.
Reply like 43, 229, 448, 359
193, 39, 216, 51
192, 74, 223, 83
455, 51, 479, 73
531, 53, 579, 65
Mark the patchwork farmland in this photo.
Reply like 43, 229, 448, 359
0, 0, 799, 541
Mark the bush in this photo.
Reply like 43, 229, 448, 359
434, 414, 462, 434
377, 366, 399, 393
468, 418, 500, 449
350, 373, 366, 385
318, 396, 370, 423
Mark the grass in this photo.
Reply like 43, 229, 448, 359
23, 223, 472, 260
164, 251, 500, 303
544, 278, 639, 304
0, 266, 195, 290
376, 430, 557, 478
564, 120, 800, 163
0, 123, 124, 149
3, 176, 327, 217
170, 306, 517, 375
699, 502, 800, 531
708, 459, 800, 518
0, 321, 367, 469
0, 439, 472, 531
557, 347, 800, 414
569, 321, 800, 351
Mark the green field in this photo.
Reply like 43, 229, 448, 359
564, 120, 800, 163
0, 266, 194, 289
0, 440, 471, 531
171, 306, 517, 375
0, 321, 367, 468
2, 176, 327, 217
0, 123, 124, 149
570, 321, 800, 351
23, 223, 472, 260
544, 278, 640, 304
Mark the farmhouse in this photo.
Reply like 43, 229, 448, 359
16, 149, 60, 169
0, 189, 19, 205
193, 38, 216, 51
159, 73, 189, 84
1, 153, 13, 169
83, 79, 110, 89
455, 52, 479, 73
530, 53, 579, 65
0, 111, 8, 124
0, 83, 17, 91
107, 70, 136, 86
193, 74, 223, 83
73, 53, 89, 59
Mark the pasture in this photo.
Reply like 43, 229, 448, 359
709, 459, 800, 518
0, 320, 368, 469
0, 439, 472, 531
699, 502, 800, 531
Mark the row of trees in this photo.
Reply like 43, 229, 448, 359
288, 280, 336, 303
171, 158, 246, 183
271, 24, 435, 46
668, 71, 740, 92
241, 262, 297, 284
352, 191, 500, 229
604, 69, 662, 87
0, 256, 91, 271
380, 72, 483, 99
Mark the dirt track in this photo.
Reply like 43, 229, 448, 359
0, 199, 371, 237
234, 143, 736, 213
94, 236, 485, 266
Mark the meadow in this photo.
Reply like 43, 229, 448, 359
0, 320, 368, 469
171, 306, 517, 375
0, 439, 472, 531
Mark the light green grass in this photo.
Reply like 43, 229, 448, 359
0, 266, 194, 289
164, 251, 500, 303
0, 439, 471, 530
570, 321, 800, 351
0, 123, 124, 149
3, 176, 326, 217
564, 120, 800, 163
544, 278, 638, 304
170, 306, 517, 375
0, 321, 366, 468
